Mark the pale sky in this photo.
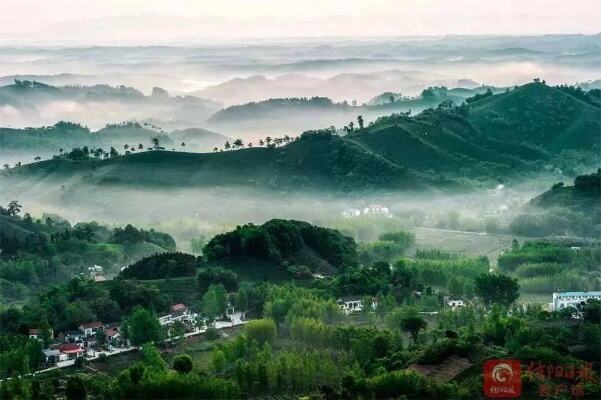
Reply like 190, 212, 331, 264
1, 0, 600, 44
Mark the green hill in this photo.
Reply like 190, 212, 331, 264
468, 82, 600, 150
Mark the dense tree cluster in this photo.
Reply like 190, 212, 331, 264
204, 219, 357, 269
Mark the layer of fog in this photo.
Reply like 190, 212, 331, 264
1, 35, 599, 134
0, 176, 555, 250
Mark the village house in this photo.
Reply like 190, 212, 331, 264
158, 303, 196, 326
341, 208, 361, 218
56, 343, 85, 360
59, 329, 85, 344
29, 328, 53, 341
337, 296, 378, 314
42, 349, 66, 364
79, 321, 104, 337
88, 265, 103, 276
104, 326, 123, 348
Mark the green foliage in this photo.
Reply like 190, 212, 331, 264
387, 307, 427, 343
0, 212, 175, 302
359, 230, 415, 264
110, 224, 176, 251
65, 375, 87, 400
124, 307, 164, 346
204, 219, 357, 269
204, 326, 221, 341
245, 319, 277, 345
474, 273, 520, 307
172, 354, 194, 374
202, 284, 228, 321
198, 267, 238, 294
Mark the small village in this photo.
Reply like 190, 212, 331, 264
28, 302, 247, 374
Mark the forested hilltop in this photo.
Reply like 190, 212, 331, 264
2, 81, 599, 193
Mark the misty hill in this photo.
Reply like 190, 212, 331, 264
0, 121, 230, 164
0, 80, 221, 130
1, 129, 430, 192
529, 170, 601, 213
2, 82, 599, 193
193, 70, 472, 105
0, 211, 176, 301
510, 170, 601, 238
206, 86, 504, 134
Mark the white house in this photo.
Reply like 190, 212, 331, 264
549, 291, 601, 311
56, 343, 85, 360
447, 299, 465, 309
159, 303, 196, 326
337, 296, 378, 314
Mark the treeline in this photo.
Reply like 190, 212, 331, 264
498, 240, 601, 294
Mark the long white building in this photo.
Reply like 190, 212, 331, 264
550, 291, 601, 311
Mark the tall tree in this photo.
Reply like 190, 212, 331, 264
124, 307, 164, 346
474, 273, 520, 308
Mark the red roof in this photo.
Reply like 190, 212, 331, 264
170, 303, 187, 312
79, 322, 103, 329
57, 343, 84, 353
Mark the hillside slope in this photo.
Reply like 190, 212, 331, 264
468, 82, 600, 150
2, 82, 599, 193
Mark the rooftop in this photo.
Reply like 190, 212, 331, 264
79, 321, 103, 329
56, 343, 84, 353
171, 303, 187, 312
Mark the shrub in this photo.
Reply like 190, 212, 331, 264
204, 326, 221, 341
173, 354, 194, 374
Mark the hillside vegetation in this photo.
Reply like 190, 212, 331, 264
2, 82, 599, 192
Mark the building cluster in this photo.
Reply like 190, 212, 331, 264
36, 320, 124, 365
35, 302, 198, 366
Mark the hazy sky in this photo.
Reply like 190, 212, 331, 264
1, 0, 600, 44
